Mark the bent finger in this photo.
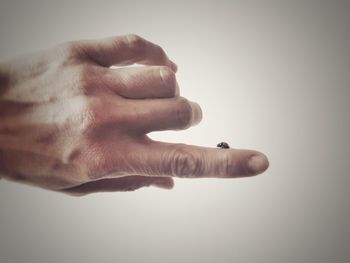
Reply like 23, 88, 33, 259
103, 66, 179, 99
128, 97, 202, 132
81, 34, 177, 71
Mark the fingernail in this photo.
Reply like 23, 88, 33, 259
190, 101, 203, 126
248, 154, 269, 175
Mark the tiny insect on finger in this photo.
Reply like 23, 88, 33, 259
217, 142, 230, 149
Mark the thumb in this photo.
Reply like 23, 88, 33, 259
152, 176, 175, 189
62, 175, 174, 196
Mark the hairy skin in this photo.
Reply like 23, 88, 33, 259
0, 34, 269, 196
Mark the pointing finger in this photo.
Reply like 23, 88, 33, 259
131, 141, 269, 178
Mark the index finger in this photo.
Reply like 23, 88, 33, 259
132, 141, 269, 178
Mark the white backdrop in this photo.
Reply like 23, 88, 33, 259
0, 1, 349, 262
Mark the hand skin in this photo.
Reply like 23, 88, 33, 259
0, 34, 269, 196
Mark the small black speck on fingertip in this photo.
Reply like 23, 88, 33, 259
217, 142, 230, 149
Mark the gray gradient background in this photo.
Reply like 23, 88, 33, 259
0, 0, 349, 262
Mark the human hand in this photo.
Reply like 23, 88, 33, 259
0, 34, 269, 195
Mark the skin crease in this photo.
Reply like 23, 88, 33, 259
0, 34, 269, 196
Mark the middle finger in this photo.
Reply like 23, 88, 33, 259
126, 97, 202, 133
103, 66, 179, 99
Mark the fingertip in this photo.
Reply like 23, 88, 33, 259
247, 153, 269, 175
190, 101, 203, 126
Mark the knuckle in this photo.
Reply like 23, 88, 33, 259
154, 44, 166, 58
159, 66, 177, 97
175, 97, 193, 129
74, 66, 98, 94
71, 142, 107, 181
85, 145, 107, 180
169, 144, 202, 177
224, 153, 247, 177
54, 41, 84, 66
80, 97, 128, 136
82, 143, 129, 181
80, 98, 102, 133
125, 34, 146, 50
57, 41, 80, 57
